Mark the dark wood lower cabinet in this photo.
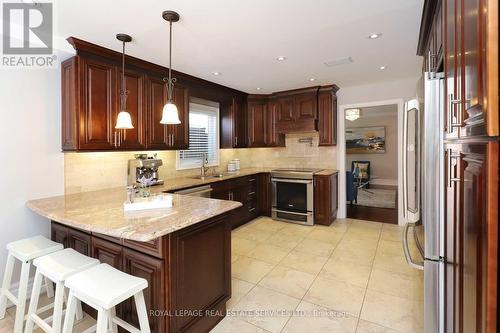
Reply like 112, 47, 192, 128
51, 211, 233, 332
444, 141, 498, 333
313, 172, 338, 226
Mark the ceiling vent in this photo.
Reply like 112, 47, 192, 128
324, 57, 353, 67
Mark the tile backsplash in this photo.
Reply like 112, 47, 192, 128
64, 132, 336, 194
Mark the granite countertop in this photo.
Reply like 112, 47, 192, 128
27, 189, 242, 242
26, 167, 338, 242
314, 169, 339, 176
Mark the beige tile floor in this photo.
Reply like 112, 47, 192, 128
215, 217, 424, 333
0, 217, 423, 333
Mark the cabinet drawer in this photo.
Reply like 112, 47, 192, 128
123, 238, 164, 259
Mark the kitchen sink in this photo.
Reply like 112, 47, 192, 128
191, 173, 232, 180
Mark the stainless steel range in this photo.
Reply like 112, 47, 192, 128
271, 168, 323, 226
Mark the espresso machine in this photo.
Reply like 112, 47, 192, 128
127, 154, 164, 187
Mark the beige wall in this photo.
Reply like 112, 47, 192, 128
345, 114, 398, 183
65, 132, 336, 194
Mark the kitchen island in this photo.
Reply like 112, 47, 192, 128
27, 188, 242, 332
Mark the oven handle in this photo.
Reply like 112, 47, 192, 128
272, 209, 313, 216
271, 178, 313, 184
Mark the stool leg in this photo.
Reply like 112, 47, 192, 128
96, 308, 109, 333
51, 281, 65, 333
62, 290, 77, 333
134, 292, 151, 333
64, 287, 83, 321
44, 277, 54, 298
0, 253, 15, 319
108, 307, 117, 333
13, 260, 30, 333
24, 270, 43, 333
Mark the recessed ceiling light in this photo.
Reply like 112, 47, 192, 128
379, 66, 386, 70
256, 87, 262, 90
276, 56, 287, 61
309, 78, 316, 82
368, 33, 382, 39
212, 71, 221, 76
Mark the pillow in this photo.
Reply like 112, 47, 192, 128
353, 162, 369, 179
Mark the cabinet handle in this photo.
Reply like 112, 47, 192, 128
447, 94, 464, 132
234, 136, 238, 147
172, 134, 175, 146
248, 191, 255, 196
249, 207, 256, 212
447, 149, 461, 187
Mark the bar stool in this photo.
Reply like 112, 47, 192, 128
0, 236, 63, 333
63, 263, 150, 333
24, 248, 100, 333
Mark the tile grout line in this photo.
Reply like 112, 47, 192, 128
355, 226, 382, 332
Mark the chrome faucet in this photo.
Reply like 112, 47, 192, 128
200, 153, 209, 178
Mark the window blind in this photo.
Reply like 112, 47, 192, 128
178, 102, 219, 169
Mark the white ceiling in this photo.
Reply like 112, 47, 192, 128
55, 0, 424, 93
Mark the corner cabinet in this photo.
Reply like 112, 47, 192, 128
247, 96, 285, 148
313, 172, 338, 225
220, 97, 247, 148
317, 85, 339, 146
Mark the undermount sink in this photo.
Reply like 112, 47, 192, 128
191, 173, 232, 180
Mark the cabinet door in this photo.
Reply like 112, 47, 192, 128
266, 101, 285, 147
91, 236, 123, 270
169, 85, 189, 149
233, 97, 248, 148
294, 93, 317, 121
51, 222, 68, 247
444, 0, 462, 139
169, 216, 230, 331
116, 68, 146, 149
67, 228, 91, 256
313, 174, 337, 226
461, 0, 487, 137
79, 57, 116, 150
146, 75, 170, 149
277, 97, 294, 123
317, 89, 337, 146
122, 248, 165, 333
248, 102, 267, 147
445, 143, 499, 333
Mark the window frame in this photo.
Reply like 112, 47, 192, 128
176, 101, 220, 170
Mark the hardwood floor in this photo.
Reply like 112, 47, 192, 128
347, 185, 398, 224
347, 204, 398, 225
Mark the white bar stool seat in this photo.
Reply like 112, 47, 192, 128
0, 236, 63, 333
25, 248, 100, 333
63, 263, 150, 333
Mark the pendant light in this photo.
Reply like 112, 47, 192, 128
114, 33, 133, 147
345, 108, 361, 121
160, 10, 181, 125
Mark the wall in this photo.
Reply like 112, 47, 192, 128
64, 132, 336, 193
0, 69, 65, 278
345, 113, 398, 185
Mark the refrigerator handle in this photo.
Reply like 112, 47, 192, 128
402, 222, 424, 270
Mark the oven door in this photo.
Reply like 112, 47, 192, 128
271, 178, 314, 225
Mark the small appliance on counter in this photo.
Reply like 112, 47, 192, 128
227, 159, 240, 172
127, 154, 164, 187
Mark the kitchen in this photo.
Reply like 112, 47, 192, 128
0, 1, 498, 333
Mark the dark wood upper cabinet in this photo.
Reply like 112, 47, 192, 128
266, 100, 286, 147
169, 85, 189, 149
277, 97, 294, 123
317, 85, 338, 146
274, 87, 320, 133
145, 75, 169, 149
294, 92, 317, 121
220, 97, 247, 148
247, 97, 267, 147
78, 57, 116, 150
62, 37, 246, 152
116, 67, 146, 149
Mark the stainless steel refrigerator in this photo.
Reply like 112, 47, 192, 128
402, 72, 445, 333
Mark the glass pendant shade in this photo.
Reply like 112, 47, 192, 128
160, 101, 181, 124
115, 111, 134, 129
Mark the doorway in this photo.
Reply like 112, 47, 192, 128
337, 99, 404, 225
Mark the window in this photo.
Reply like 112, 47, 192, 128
177, 100, 220, 170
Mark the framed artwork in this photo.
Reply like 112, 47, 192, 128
346, 126, 386, 154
